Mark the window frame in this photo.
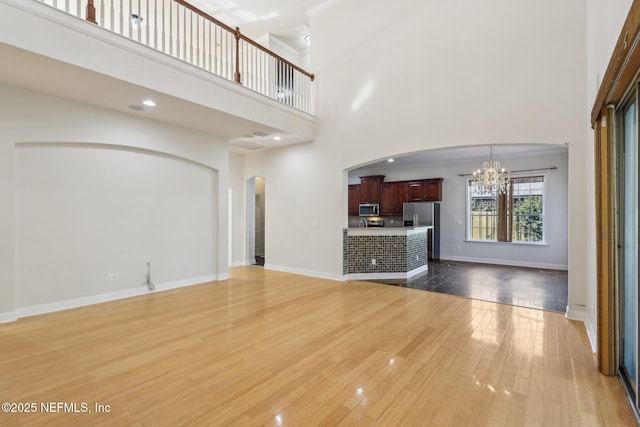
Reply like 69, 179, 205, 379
465, 173, 547, 245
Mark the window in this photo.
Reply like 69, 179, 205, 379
467, 176, 544, 243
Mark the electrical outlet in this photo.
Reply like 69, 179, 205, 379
416, 255, 419, 261
105, 273, 118, 283
371, 259, 376, 265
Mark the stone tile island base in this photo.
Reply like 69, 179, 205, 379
343, 227, 430, 280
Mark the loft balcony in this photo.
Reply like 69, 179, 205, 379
0, 0, 315, 149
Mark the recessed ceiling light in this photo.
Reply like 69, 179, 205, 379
142, 99, 156, 107
388, 158, 395, 163
273, 136, 282, 141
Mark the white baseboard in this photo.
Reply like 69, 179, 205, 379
13, 274, 218, 320
347, 265, 429, 281
217, 273, 230, 281
0, 311, 18, 323
229, 260, 252, 267
565, 306, 596, 353
440, 255, 568, 271
264, 264, 345, 281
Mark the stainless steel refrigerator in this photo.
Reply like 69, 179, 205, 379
403, 202, 440, 260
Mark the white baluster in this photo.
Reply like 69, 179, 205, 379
137, 0, 142, 42
153, 0, 157, 49
182, 6, 186, 61
190, 11, 194, 65
168, 0, 172, 56
206, 22, 211, 72
145, 0, 149, 45
176, 5, 180, 59
161, 0, 165, 53
196, 16, 200, 67
109, 0, 114, 31
214, 25, 218, 75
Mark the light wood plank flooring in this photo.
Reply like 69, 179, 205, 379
0, 266, 635, 426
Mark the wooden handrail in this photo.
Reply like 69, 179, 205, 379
235, 28, 315, 81
172, 0, 236, 34
80, 0, 316, 105
171, 0, 314, 81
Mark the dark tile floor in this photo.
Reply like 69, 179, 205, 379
368, 259, 568, 313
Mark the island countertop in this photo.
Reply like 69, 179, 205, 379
345, 226, 432, 237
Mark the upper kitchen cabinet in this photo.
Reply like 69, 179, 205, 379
394, 182, 409, 212
348, 184, 361, 216
348, 176, 442, 217
359, 175, 385, 204
381, 182, 407, 215
407, 181, 424, 201
407, 178, 443, 202
423, 178, 443, 201
380, 183, 394, 215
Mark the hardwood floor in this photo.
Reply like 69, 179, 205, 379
0, 266, 635, 426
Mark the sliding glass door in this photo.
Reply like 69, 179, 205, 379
619, 96, 639, 399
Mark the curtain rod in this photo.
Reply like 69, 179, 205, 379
457, 166, 557, 177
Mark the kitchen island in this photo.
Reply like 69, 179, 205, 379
343, 227, 431, 279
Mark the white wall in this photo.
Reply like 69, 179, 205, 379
0, 84, 230, 321
587, 0, 633, 105
244, 1, 589, 297
584, 0, 634, 342
351, 150, 569, 270
229, 152, 247, 266
15, 144, 217, 308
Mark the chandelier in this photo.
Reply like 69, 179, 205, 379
472, 146, 511, 195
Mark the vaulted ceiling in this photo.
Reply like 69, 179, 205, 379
188, 0, 332, 52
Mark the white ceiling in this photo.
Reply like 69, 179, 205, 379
188, 0, 330, 51
352, 145, 568, 172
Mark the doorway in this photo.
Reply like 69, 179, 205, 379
247, 176, 265, 266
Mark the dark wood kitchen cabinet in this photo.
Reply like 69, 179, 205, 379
393, 182, 408, 214
359, 175, 384, 204
350, 176, 442, 216
407, 178, 443, 202
348, 184, 361, 216
407, 181, 424, 202
381, 182, 408, 215
380, 183, 394, 215
423, 178, 443, 201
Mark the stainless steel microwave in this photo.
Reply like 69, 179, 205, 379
359, 203, 379, 217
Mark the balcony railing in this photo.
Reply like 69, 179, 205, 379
34, 0, 315, 114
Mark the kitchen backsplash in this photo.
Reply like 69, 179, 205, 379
348, 216, 404, 227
